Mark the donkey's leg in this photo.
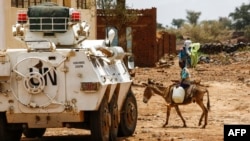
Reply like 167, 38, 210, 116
174, 106, 187, 127
198, 113, 204, 126
196, 101, 208, 128
163, 105, 171, 127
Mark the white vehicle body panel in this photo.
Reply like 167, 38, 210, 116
0, 2, 135, 131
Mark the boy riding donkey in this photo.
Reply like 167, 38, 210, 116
169, 59, 196, 104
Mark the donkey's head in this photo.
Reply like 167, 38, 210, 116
142, 84, 154, 103
142, 78, 164, 103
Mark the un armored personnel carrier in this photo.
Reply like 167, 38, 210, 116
0, 2, 137, 141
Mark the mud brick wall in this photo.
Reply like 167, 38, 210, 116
157, 32, 176, 60
97, 8, 176, 67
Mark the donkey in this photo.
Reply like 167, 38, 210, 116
142, 79, 210, 128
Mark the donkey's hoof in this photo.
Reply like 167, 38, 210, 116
201, 125, 206, 129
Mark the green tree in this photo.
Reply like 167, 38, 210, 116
229, 3, 250, 30
186, 10, 201, 25
171, 18, 185, 28
157, 23, 163, 29
218, 17, 232, 29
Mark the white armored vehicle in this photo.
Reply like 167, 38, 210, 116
0, 2, 137, 141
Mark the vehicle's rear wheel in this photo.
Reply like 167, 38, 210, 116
23, 128, 46, 138
109, 94, 119, 141
118, 89, 138, 137
0, 113, 23, 141
90, 96, 110, 141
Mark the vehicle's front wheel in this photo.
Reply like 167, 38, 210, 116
109, 94, 119, 141
90, 96, 110, 141
118, 90, 138, 137
23, 128, 46, 138
0, 113, 23, 141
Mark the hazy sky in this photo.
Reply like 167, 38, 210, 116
126, 0, 250, 26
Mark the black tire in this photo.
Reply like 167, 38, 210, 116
0, 113, 23, 141
118, 90, 138, 137
23, 128, 46, 138
109, 94, 119, 141
90, 96, 110, 141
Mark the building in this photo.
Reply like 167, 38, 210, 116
3, 0, 96, 48
3, 0, 176, 67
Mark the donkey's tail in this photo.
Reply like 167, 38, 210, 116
206, 89, 210, 111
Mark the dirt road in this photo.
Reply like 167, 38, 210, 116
21, 51, 250, 141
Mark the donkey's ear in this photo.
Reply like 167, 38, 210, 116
148, 78, 155, 84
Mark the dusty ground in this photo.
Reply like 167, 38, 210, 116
21, 51, 250, 141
